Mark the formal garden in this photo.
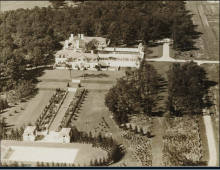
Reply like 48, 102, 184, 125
56, 88, 86, 130
35, 88, 67, 131
119, 129, 152, 166
162, 116, 202, 166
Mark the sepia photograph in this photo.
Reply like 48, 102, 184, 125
0, 0, 219, 168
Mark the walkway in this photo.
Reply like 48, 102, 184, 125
203, 115, 217, 166
49, 92, 75, 131
151, 118, 166, 166
146, 42, 219, 65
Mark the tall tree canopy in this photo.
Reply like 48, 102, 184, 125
166, 61, 207, 116
105, 60, 161, 125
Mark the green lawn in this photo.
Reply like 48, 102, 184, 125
0, 140, 107, 166
146, 45, 163, 59
38, 69, 126, 81
1, 90, 55, 129
71, 90, 137, 166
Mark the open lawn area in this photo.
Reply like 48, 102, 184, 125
146, 45, 163, 59
1, 140, 107, 166
1, 90, 55, 129
70, 90, 137, 166
38, 69, 126, 82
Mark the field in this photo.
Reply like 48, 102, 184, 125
68, 89, 138, 166
1, 90, 55, 129
172, 1, 219, 61
1, 140, 107, 166
38, 69, 126, 82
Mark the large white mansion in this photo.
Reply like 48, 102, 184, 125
54, 34, 145, 70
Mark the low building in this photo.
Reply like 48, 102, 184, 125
57, 128, 72, 143
23, 126, 37, 142
55, 51, 99, 70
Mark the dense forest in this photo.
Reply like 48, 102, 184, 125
0, 1, 196, 93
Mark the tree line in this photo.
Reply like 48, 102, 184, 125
105, 60, 162, 125
105, 60, 207, 125
70, 126, 124, 165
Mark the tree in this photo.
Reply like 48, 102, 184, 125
108, 143, 124, 163
45, 162, 50, 167
166, 61, 207, 116
94, 158, 98, 166
105, 60, 161, 125
36, 162, 40, 167
134, 125, 138, 134
139, 127, 144, 136
90, 160, 93, 166
20, 163, 25, 167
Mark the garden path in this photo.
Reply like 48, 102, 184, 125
151, 117, 166, 166
203, 115, 217, 166
49, 92, 75, 131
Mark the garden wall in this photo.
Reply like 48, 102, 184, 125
103, 47, 139, 52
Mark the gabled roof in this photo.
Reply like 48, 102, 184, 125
23, 126, 36, 135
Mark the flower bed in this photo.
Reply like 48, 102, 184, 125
119, 130, 152, 166
162, 133, 202, 166
36, 89, 67, 131
59, 88, 86, 129
162, 116, 202, 166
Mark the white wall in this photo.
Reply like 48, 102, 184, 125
102, 47, 139, 52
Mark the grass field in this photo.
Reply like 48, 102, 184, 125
1, 90, 55, 129
181, 1, 219, 61
70, 90, 137, 166
38, 69, 126, 82
1, 140, 107, 166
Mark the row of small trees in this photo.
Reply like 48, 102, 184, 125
0, 117, 30, 141
70, 126, 124, 165
1, 161, 26, 167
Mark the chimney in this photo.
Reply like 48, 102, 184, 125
76, 40, 79, 48
78, 34, 81, 38
71, 34, 73, 39
91, 50, 94, 54
81, 34, 84, 40
65, 40, 69, 48
74, 48, 76, 52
